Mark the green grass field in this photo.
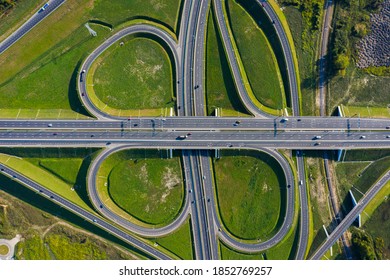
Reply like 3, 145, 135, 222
205, 9, 249, 116
213, 150, 285, 240
335, 161, 370, 201
36, 158, 83, 185
266, 225, 297, 260
226, 0, 285, 110
93, 37, 174, 110
96, 149, 184, 226
0, 23, 110, 118
0, 0, 182, 118
90, 0, 182, 33
353, 157, 390, 200
329, 66, 390, 114
0, 148, 99, 214
335, 157, 390, 233
152, 218, 193, 260
342, 149, 390, 162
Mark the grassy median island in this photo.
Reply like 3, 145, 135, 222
226, 0, 285, 110
213, 150, 285, 240
205, 9, 249, 116
98, 150, 184, 226
93, 37, 174, 110
151, 218, 194, 260
0, 244, 9, 255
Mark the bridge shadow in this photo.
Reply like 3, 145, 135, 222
288, 218, 301, 259
68, 61, 94, 118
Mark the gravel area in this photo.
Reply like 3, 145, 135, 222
357, 0, 390, 68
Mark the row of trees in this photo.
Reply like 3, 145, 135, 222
0, 0, 16, 11
0, 0, 17, 12
351, 228, 385, 260
279, 0, 323, 31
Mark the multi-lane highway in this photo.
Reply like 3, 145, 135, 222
0, 117, 388, 130
1, 0, 389, 261
1, 130, 390, 149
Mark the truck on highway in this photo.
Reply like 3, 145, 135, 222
39, 3, 49, 13
176, 135, 187, 140
79, 70, 85, 82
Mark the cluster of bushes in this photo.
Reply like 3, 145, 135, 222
279, 0, 323, 47
331, 0, 384, 74
351, 228, 385, 260
0, 0, 18, 12
364, 65, 390, 76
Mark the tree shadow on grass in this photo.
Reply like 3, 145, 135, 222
73, 153, 99, 211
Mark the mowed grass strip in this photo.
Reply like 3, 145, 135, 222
0, 0, 44, 42
214, 150, 285, 240
0, 154, 93, 213
226, 0, 285, 110
93, 37, 174, 110
152, 218, 194, 260
206, 9, 249, 116
340, 105, 390, 118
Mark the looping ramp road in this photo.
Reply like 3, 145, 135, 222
0, 0, 389, 260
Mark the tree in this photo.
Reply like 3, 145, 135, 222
352, 23, 367, 38
334, 54, 350, 70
